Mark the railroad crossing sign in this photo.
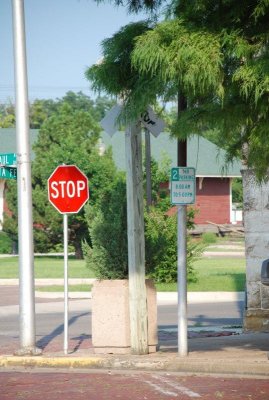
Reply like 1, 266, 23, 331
100, 105, 165, 137
139, 107, 165, 138
171, 167, 196, 205
48, 165, 89, 214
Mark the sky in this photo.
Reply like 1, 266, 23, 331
0, 0, 148, 103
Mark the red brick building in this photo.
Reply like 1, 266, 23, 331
194, 177, 232, 225
102, 132, 242, 227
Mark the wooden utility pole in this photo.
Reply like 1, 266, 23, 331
125, 123, 148, 355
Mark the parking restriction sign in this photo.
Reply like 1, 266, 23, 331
171, 167, 196, 205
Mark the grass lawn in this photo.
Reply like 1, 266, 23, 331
188, 257, 245, 292
37, 284, 93, 292
154, 257, 245, 292
0, 256, 95, 279
0, 255, 245, 292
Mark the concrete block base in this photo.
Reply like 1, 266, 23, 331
92, 279, 157, 354
244, 309, 269, 332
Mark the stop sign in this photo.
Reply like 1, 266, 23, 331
48, 165, 89, 214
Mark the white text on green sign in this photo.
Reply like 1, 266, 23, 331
171, 167, 196, 205
0, 153, 17, 167
0, 167, 17, 180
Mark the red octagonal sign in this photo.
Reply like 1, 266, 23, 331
48, 165, 89, 214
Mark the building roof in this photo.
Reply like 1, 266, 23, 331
0, 128, 242, 177
101, 132, 242, 177
0, 128, 38, 160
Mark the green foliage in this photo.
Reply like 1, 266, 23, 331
0, 231, 13, 254
143, 153, 171, 209
232, 178, 243, 205
84, 165, 203, 282
145, 208, 204, 283
0, 102, 15, 128
92, 0, 269, 178
3, 93, 117, 257
0, 91, 115, 129
31, 102, 117, 257
83, 173, 128, 279
2, 180, 18, 247
132, 19, 224, 101
86, 21, 168, 122
94, 0, 162, 14
201, 232, 217, 245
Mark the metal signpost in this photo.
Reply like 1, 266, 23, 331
12, 0, 38, 354
48, 165, 89, 354
171, 167, 196, 357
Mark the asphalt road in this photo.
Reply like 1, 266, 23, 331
0, 286, 244, 343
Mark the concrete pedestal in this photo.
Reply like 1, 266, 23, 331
92, 279, 157, 354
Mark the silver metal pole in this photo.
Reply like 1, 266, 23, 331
145, 129, 152, 211
177, 205, 188, 356
63, 213, 69, 354
12, 0, 37, 353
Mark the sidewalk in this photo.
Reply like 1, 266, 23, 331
1, 279, 268, 377
0, 330, 268, 377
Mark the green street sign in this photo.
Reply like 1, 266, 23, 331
171, 167, 196, 205
0, 153, 17, 167
0, 167, 17, 180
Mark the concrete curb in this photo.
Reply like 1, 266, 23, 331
203, 251, 244, 257
34, 291, 245, 303
0, 355, 268, 376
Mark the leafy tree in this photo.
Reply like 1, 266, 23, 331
0, 102, 15, 128
4, 96, 117, 258
86, 21, 167, 122
29, 98, 57, 129
0, 91, 115, 129
130, 1, 269, 178
94, 0, 269, 179
32, 102, 116, 257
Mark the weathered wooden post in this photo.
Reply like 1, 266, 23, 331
100, 105, 164, 355
125, 123, 148, 354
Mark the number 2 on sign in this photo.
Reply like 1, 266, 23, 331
172, 168, 179, 181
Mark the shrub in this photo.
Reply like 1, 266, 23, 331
145, 209, 204, 283
84, 174, 204, 283
83, 173, 128, 279
0, 231, 13, 254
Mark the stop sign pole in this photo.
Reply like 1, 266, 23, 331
48, 165, 89, 354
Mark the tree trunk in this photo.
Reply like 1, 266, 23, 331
74, 239, 83, 259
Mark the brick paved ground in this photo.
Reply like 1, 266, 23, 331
1, 370, 269, 400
